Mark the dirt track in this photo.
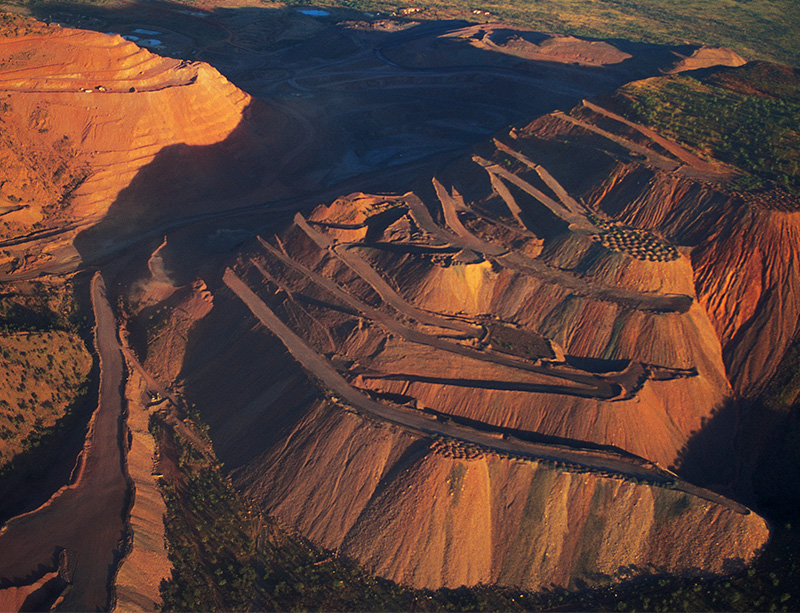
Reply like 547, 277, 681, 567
223, 267, 748, 514
0, 273, 128, 611
473, 155, 596, 231
257, 232, 622, 399
580, 100, 736, 180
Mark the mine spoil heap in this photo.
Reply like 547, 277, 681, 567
209, 126, 773, 588
1, 13, 797, 606
189, 99, 788, 591
0, 25, 296, 278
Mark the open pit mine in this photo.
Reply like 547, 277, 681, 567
0, 8, 796, 611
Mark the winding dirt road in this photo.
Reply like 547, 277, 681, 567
222, 267, 748, 515
257, 233, 621, 399
580, 99, 736, 180
0, 273, 129, 611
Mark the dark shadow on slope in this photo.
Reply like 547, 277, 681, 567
32, 1, 714, 197
672, 399, 740, 498
65, 5, 711, 278
176, 280, 320, 471
751, 407, 800, 520
71, 99, 296, 275
678, 390, 800, 520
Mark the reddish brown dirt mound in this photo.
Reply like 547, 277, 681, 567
517, 107, 800, 397
243, 149, 727, 470
233, 398, 768, 592
0, 28, 247, 229
485, 31, 633, 66
5, 16, 784, 603
667, 46, 747, 74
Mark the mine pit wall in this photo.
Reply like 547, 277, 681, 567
233, 399, 769, 593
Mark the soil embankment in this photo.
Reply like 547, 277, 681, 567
113, 369, 171, 612
221, 265, 768, 591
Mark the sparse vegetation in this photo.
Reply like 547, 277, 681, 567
588, 214, 680, 261
0, 280, 92, 470
0, 330, 92, 463
153, 418, 258, 612
618, 63, 800, 195
284, 0, 800, 67
0, 11, 53, 37
8, 0, 800, 65
594, 226, 680, 261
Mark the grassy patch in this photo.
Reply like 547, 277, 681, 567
653, 489, 692, 523
616, 62, 800, 194
446, 461, 466, 501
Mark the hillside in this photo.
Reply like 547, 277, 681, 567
0, 23, 303, 277
166, 84, 796, 591
0, 276, 93, 523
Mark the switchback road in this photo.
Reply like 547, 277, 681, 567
223, 267, 748, 515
